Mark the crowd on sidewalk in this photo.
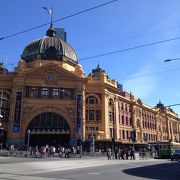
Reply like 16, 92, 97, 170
106, 146, 135, 160
0, 143, 151, 160
106, 146, 151, 160
27, 145, 81, 158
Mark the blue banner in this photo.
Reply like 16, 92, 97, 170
76, 95, 82, 133
13, 92, 22, 133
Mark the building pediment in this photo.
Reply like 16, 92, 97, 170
23, 62, 85, 82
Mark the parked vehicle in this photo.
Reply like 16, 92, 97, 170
171, 150, 180, 161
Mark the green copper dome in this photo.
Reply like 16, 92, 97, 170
21, 28, 78, 65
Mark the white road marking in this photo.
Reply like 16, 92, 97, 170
88, 172, 100, 175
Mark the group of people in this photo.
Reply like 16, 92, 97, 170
106, 146, 135, 160
28, 145, 81, 158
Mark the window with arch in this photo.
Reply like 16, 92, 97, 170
125, 104, 128, 111
86, 95, 101, 122
109, 99, 114, 123
0, 90, 10, 121
89, 110, 94, 121
136, 119, 141, 128
86, 96, 98, 104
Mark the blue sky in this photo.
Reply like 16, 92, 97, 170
1, 0, 180, 114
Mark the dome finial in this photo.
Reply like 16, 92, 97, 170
43, 6, 56, 37
43, 6, 53, 28
97, 62, 100, 68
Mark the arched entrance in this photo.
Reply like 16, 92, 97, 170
25, 112, 71, 147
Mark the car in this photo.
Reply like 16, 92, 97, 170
171, 150, 180, 161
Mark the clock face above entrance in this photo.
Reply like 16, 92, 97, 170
46, 72, 57, 82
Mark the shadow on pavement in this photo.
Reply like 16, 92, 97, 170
123, 161, 180, 180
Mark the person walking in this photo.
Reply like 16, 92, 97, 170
106, 147, 112, 160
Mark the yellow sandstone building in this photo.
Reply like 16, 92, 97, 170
0, 26, 179, 150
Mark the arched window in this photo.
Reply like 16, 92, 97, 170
109, 99, 114, 122
27, 112, 70, 130
89, 110, 94, 121
86, 96, 98, 104
85, 95, 101, 122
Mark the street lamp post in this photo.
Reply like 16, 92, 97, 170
27, 129, 30, 152
90, 133, 95, 156
79, 135, 83, 158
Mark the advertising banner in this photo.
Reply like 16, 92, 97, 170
13, 92, 22, 133
76, 95, 82, 133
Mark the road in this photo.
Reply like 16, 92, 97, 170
0, 156, 179, 180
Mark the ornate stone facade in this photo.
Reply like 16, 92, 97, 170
0, 27, 179, 148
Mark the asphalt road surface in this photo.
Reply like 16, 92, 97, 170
0, 156, 179, 180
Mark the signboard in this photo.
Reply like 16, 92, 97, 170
13, 124, 19, 133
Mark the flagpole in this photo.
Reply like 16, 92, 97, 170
43, 7, 53, 28
51, 5, 53, 28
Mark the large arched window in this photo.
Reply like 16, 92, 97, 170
27, 112, 70, 131
85, 95, 101, 121
0, 90, 10, 121
25, 112, 71, 147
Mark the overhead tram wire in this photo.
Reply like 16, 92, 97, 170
77, 25, 180, 51
122, 67, 180, 81
79, 36, 180, 61
3, 35, 180, 69
0, 0, 119, 41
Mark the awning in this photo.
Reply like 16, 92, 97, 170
29, 129, 70, 135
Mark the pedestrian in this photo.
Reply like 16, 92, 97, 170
106, 147, 111, 160
130, 146, 135, 160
